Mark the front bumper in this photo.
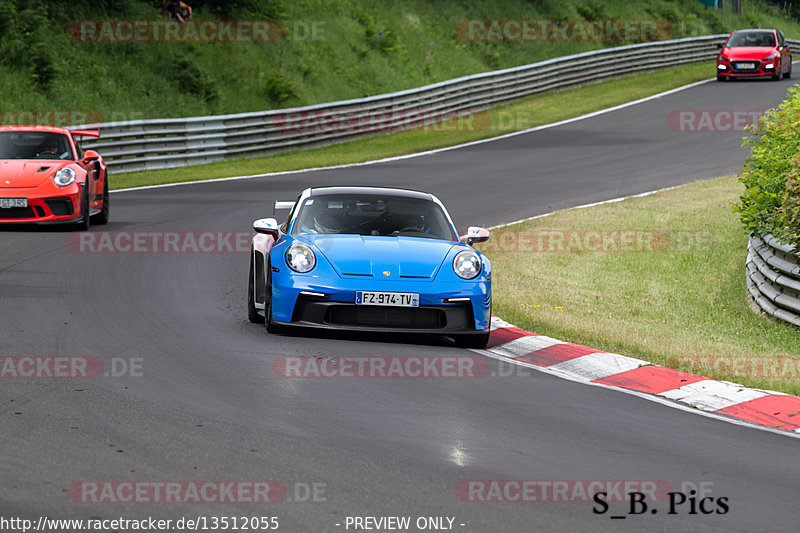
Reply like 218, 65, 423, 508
717, 59, 777, 78
0, 185, 83, 224
272, 274, 491, 333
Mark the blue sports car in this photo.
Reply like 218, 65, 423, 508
247, 186, 492, 348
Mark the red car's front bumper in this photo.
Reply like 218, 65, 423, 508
717, 58, 779, 78
0, 184, 84, 224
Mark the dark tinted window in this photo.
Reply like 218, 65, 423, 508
0, 132, 74, 160
292, 194, 457, 241
727, 31, 776, 47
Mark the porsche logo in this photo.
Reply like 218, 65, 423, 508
383, 271, 390, 276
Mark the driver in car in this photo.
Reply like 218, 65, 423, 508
36, 137, 68, 159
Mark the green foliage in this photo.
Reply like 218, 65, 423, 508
171, 56, 219, 105
0, 3, 57, 91
576, 1, 608, 21
734, 87, 800, 247
262, 74, 296, 106
744, 8, 761, 28
199, 0, 284, 19
779, 174, 800, 246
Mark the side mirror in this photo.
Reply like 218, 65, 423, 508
253, 218, 280, 239
464, 226, 490, 246
82, 149, 100, 162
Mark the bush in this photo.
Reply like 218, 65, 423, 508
779, 173, 800, 247
262, 74, 296, 105
734, 86, 800, 248
0, 3, 57, 91
171, 57, 219, 105
576, 1, 607, 21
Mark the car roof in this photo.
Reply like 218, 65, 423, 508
731, 29, 777, 34
308, 186, 434, 201
0, 125, 73, 135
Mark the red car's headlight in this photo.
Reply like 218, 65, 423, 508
53, 168, 76, 187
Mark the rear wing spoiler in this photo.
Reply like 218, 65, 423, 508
273, 200, 294, 216
70, 130, 100, 138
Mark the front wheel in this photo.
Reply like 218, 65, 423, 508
454, 331, 490, 349
786, 61, 792, 79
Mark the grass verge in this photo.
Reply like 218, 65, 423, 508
112, 62, 711, 190
476, 175, 800, 397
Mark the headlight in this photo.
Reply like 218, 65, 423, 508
286, 243, 316, 273
765, 53, 778, 61
53, 168, 75, 187
453, 250, 481, 279
717, 54, 728, 61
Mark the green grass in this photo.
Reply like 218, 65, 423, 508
2, 0, 800, 120
476, 175, 800, 397
112, 61, 711, 190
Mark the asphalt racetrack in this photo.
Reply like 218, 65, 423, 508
1, 78, 799, 532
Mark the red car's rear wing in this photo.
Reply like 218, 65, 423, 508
70, 129, 100, 138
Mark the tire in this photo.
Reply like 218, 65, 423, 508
454, 331, 490, 349
91, 174, 110, 225
74, 184, 90, 231
247, 255, 261, 323
716, 74, 726, 82
786, 61, 792, 79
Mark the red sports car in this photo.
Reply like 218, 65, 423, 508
0, 125, 109, 229
717, 28, 792, 81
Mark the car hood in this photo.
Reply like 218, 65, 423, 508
0, 159, 70, 188
723, 46, 777, 60
296, 234, 457, 279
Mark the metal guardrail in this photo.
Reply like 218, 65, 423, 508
71, 34, 738, 174
746, 234, 800, 327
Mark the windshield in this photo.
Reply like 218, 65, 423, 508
727, 31, 775, 47
292, 193, 457, 241
0, 132, 74, 160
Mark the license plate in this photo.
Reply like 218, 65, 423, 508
735, 62, 756, 69
355, 291, 419, 307
0, 198, 27, 209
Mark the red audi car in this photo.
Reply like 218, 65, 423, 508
0, 126, 109, 229
717, 29, 792, 81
